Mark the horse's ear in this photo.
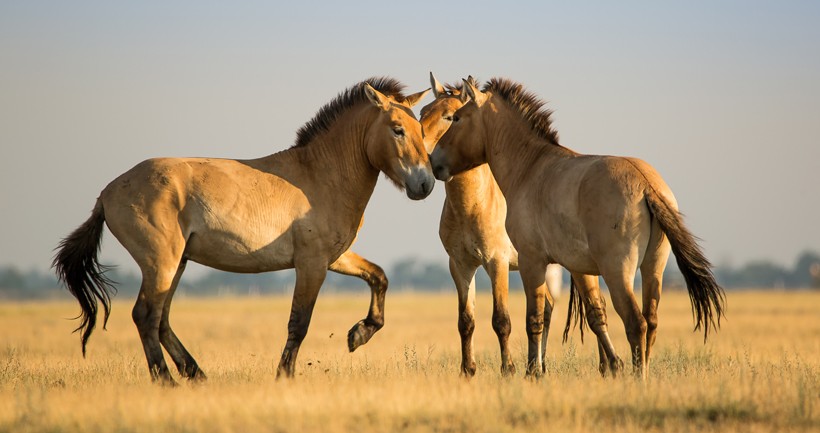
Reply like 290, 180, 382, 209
403, 88, 430, 108
430, 72, 446, 98
459, 82, 471, 103
463, 78, 486, 107
364, 83, 391, 111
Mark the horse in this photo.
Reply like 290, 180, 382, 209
430, 78, 725, 379
419, 73, 568, 376
53, 77, 434, 385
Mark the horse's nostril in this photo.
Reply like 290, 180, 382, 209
422, 178, 434, 195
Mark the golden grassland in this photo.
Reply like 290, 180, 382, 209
1, 289, 818, 432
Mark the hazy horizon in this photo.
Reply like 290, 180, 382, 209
1, 2, 818, 277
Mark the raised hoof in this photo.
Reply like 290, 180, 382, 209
347, 320, 376, 352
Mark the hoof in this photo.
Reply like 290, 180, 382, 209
157, 377, 179, 388
501, 362, 516, 377
461, 361, 477, 378
347, 320, 376, 352
608, 357, 625, 378
275, 366, 294, 380
186, 370, 208, 384
524, 370, 543, 381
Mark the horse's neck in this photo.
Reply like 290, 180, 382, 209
257, 135, 379, 212
445, 164, 498, 209
486, 123, 572, 197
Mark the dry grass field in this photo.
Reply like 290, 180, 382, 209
1, 289, 818, 432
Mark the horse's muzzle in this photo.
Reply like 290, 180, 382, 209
429, 149, 452, 182
405, 167, 435, 200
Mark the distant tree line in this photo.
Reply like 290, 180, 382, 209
1, 250, 818, 300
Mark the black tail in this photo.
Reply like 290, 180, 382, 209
563, 277, 586, 344
52, 200, 116, 356
645, 189, 726, 341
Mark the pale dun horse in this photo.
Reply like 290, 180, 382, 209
420, 74, 565, 376
53, 78, 433, 385
430, 78, 726, 379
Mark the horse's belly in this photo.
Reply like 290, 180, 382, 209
506, 209, 599, 274
184, 229, 295, 273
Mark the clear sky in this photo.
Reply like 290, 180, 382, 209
1, 1, 818, 277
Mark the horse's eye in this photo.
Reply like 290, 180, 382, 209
443, 115, 453, 122
393, 127, 405, 137
452, 115, 460, 122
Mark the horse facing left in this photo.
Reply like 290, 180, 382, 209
53, 77, 433, 385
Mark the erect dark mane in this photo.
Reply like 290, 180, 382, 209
293, 77, 407, 148
483, 78, 561, 145
440, 76, 479, 96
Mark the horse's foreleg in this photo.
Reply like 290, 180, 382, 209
450, 257, 478, 377
158, 259, 206, 381
486, 258, 514, 376
329, 251, 388, 352
519, 255, 548, 378
276, 261, 327, 379
539, 280, 557, 375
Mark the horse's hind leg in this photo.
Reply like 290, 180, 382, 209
450, 257, 479, 377
640, 224, 671, 372
573, 273, 623, 377
132, 264, 179, 386
600, 267, 647, 380
485, 258, 514, 375
329, 251, 388, 352
159, 259, 206, 381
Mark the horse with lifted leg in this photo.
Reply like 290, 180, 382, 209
54, 77, 433, 385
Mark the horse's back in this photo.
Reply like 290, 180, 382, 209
507, 154, 674, 273
99, 156, 312, 273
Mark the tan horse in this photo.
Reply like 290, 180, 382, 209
419, 74, 569, 376
430, 78, 725, 379
54, 77, 433, 385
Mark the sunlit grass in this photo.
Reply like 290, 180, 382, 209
0, 290, 818, 432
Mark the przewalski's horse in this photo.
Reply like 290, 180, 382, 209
419, 73, 567, 377
54, 77, 433, 385
430, 78, 725, 379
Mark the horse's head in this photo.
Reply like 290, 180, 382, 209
430, 78, 489, 181
363, 83, 433, 200
419, 73, 476, 154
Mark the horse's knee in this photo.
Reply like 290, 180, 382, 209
645, 312, 658, 334
628, 316, 648, 343
526, 313, 544, 336
458, 311, 475, 337
492, 310, 511, 338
